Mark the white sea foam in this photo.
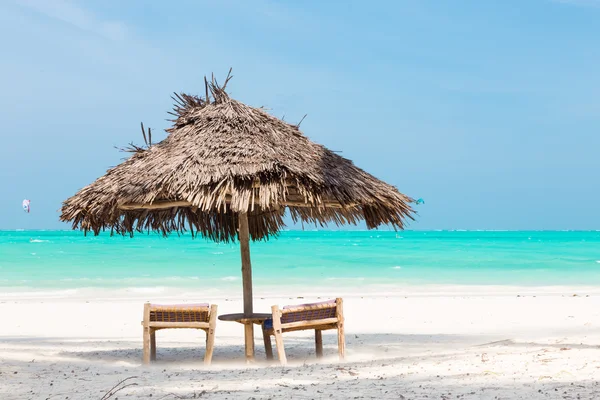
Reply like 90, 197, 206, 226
30, 239, 49, 243
596, 261, 600, 264
62, 278, 98, 283
127, 287, 166, 294
325, 277, 365, 281
393, 266, 402, 270
0, 289, 79, 299
221, 276, 238, 281
212, 252, 224, 255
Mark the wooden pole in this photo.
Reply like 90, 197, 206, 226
239, 212, 254, 360
239, 212, 253, 315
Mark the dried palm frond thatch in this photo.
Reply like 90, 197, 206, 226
60, 70, 415, 242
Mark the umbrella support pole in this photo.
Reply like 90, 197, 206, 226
239, 212, 254, 361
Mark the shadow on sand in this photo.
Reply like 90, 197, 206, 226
1, 333, 600, 399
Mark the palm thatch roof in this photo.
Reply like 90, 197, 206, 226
60, 72, 415, 242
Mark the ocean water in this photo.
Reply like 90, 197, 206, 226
1, 230, 599, 294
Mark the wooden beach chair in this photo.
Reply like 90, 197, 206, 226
141, 303, 218, 365
261, 298, 345, 365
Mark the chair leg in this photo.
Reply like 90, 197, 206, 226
335, 298, 345, 360
271, 305, 287, 365
150, 329, 156, 361
337, 323, 345, 360
142, 303, 151, 365
315, 330, 323, 358
273, 329, 286, 365
142, 326, 151, 365
204, 304, 218, 365
205, 327, 216, 365
262, 327, 273, 360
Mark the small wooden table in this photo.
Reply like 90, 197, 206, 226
218, 313, 272, 362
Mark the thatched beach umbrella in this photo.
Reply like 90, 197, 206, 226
60, 71, 415, 358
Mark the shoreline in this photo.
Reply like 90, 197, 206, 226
2, 283, 600, 302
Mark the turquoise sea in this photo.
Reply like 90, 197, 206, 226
1, 230, 600, 294
0, 231, 600, 291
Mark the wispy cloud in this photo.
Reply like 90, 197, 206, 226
13, 0, 127, 40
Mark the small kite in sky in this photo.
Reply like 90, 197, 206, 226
22, 199, 30, 213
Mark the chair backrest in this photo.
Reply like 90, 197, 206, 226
280, 299, 339, 324
148, 303, 211, 323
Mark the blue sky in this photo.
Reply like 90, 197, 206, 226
0, 0, 599, 231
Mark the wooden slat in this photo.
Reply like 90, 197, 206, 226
280, 317, 339, 330
282, 323, 337, 333
147, 321, 210, 329
281, 303, 337, 313
118, 200, 356, 211
119, 201, 191, 210
283, 201, 356, 209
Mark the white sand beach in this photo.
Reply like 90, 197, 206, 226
1, 286, 599, 399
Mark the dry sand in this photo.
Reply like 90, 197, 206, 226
1, 286, 599, 399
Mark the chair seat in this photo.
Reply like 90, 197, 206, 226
142, 302, 218, 365
261, 298, 345, 365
